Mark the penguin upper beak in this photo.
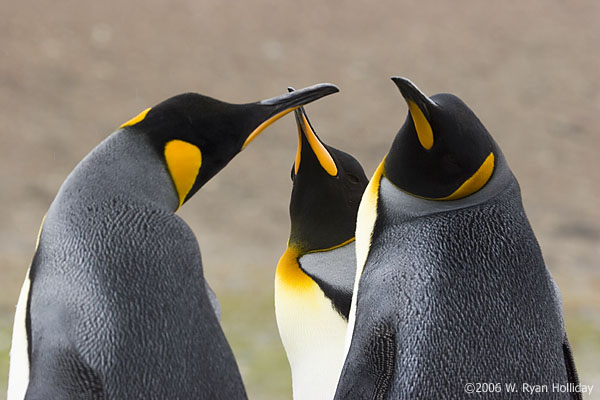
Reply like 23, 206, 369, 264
292, 105, 338, 177
242, 83, 339, 149
391, 76, 437, 150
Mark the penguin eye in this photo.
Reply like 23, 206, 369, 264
443, 154, 460, 167
347, 174, 360, 184
442, 154, 463, 175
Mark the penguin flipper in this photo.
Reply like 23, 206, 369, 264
335, 322, 396, 400
26, 349, 105, 400
303, 272, 352, 320
562, 336, 582, 400
298, 244, 357, 320
371, 324, 396, 400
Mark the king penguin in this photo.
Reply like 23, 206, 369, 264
335, 77, 580, 399
275, 93, 368, 400
7, 83, 339, 400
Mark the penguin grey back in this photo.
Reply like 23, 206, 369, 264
25, 131, 245, 398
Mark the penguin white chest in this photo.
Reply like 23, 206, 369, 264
275, 248, 349, 400
8, 270, 32, 400
345, 160, 384, 355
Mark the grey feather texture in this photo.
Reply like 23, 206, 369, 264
336, 147, 578, 399
24, 131, 245, 399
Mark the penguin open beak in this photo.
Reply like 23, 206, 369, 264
242, 83, 339, 149
289, 87, 338, 177
391, 76, 437, 150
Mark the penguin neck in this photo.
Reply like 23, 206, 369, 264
379, 147, 517, 223
57, 130, 179, 212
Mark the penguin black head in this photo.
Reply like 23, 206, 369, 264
287, 89, 368, 252
384, 77, 496, 200
119, 84, 339, 208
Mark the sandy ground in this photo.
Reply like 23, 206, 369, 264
1, 1, 599, 399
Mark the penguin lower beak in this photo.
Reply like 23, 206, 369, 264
242, 83, 339, 149
293, 106, 338, 177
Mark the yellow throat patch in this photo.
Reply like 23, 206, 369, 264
276, 247, 317, 293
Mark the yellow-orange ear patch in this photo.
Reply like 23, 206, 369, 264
120, 107, 151, 128
164, 140, 202, 209
407, 100, 434, 150
441, 152, 495, 200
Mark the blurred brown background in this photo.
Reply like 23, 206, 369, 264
1, 1, 599, 399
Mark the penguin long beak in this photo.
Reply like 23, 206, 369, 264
293, 106, 338, 177
391, 76, 437, 150
242, 83, 339, 149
